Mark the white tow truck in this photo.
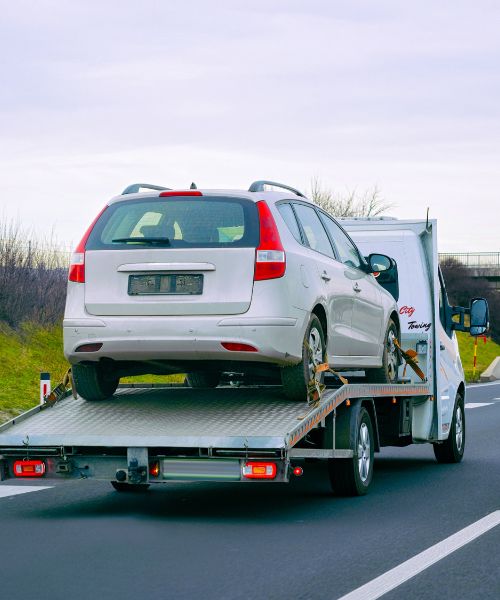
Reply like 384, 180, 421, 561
0, 218, 488, 496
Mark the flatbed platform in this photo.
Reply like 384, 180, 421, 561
0, 383, 431, 452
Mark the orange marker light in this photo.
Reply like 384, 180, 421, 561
149, 461, 160, 477
346, 399, 351, 407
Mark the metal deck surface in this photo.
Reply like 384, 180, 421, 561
0, 387, 309, 449
0, 382, 432, 450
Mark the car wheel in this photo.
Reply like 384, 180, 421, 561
328, 407, 374, 496
72, 363, 119, 401
111, 481, 150, 492
366, 318, 400, 384
281, 315, 326, 401
433, 393, 465, 463
186, 371, 221, 388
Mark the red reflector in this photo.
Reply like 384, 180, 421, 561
221, 342, 258, 352
254, 201, 286, 281
293, 466, 304, 477
13, 460, 46, 477
75, 343, 103, 352
149, 462, 160, 477
242, 462, 277, 479
159, 190, 202, 197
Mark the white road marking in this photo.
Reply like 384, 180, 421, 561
465, 402, 494, 409
467, 381, 500, 388
0, 485, 52, 498
337, 511, 500, 600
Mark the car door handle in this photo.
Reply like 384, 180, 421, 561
440, 343, 445, 351
321, 271, 331, 281
353, 283, 361, 292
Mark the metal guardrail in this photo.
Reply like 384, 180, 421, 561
439, 253, 500, 268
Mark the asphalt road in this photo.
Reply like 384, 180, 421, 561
1, 383, 499, 600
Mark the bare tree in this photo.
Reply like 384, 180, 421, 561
309, 178, 394, 217
0, 219, 69, 328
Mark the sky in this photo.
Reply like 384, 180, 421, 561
0, 0, 499, 252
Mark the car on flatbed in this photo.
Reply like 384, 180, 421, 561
64, 180, 402, 401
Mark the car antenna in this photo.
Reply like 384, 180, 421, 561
190, 182, 197, 189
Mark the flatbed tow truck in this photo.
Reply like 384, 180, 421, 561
0, 217, 488, 496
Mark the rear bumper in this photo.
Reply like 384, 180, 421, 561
63, 314, 305, 366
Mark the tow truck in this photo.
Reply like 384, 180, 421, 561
0, 217, 488, 496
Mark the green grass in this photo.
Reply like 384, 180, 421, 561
456, 331, 500, 383
0, 322, 183, 420
0, 323, 498, 421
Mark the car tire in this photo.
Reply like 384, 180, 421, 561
328, 407, 374, 496
366, 318, 400, 384
111, 481, 150, 492
72, 363, 119, 401
433, 393, 465, 463
186, 371, 221, 388
281, 315, 326, 402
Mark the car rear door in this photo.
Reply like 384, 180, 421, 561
84, 195, 258, 316
289, 203, 354, 358
318, 212, 384, 357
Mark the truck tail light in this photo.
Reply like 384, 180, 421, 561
242, 462, 277, 479
68, 205, 108, 283
221, 342, 258, 352
254, 201, 286, 281
13, 460, 46, 477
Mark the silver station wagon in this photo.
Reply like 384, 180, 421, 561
64, 180, 401, 401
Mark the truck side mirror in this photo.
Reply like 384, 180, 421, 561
469, 298, 489, 336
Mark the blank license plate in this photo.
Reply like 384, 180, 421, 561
128, 274, 203, 295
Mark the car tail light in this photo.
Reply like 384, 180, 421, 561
159, 190, 202, 197
13, 460, 46, 477
68, 206, 108, 283
221, 342, 258, 352
254, 201, 286, 281
149, 461, 160, 477
242, 462, 277, 479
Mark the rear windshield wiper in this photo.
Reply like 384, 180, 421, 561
112, 237, 171, 246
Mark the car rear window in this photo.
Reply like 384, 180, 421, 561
86, 196, 259, 250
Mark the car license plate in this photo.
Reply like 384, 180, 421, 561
128, 274, 203, 295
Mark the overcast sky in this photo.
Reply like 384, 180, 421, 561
1, 0, 499, 252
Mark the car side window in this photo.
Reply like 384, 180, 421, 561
293, 204, 335, 258
318, 212, 362, 269
277, 203, 302, 243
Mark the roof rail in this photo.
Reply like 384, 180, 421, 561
248, 180, 305, 198
121, 183, 171, 195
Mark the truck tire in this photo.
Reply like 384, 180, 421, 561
186, 371, 221, 388
72, 363, 119, 401
281, 315, 326, 402
433, 393, 465, 463
329, 407, 374, 496
111, 481, 150, 492
366, 318, 400, 384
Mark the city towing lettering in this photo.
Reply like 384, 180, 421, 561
399, 306, 431, 332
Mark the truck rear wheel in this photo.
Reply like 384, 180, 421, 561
186, 371, 221, 388
366, 319, 400, 384
328, 407, 374, 496
72, 363, 119, 401
433, 393, 465, 463
281, 315, 326, 401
